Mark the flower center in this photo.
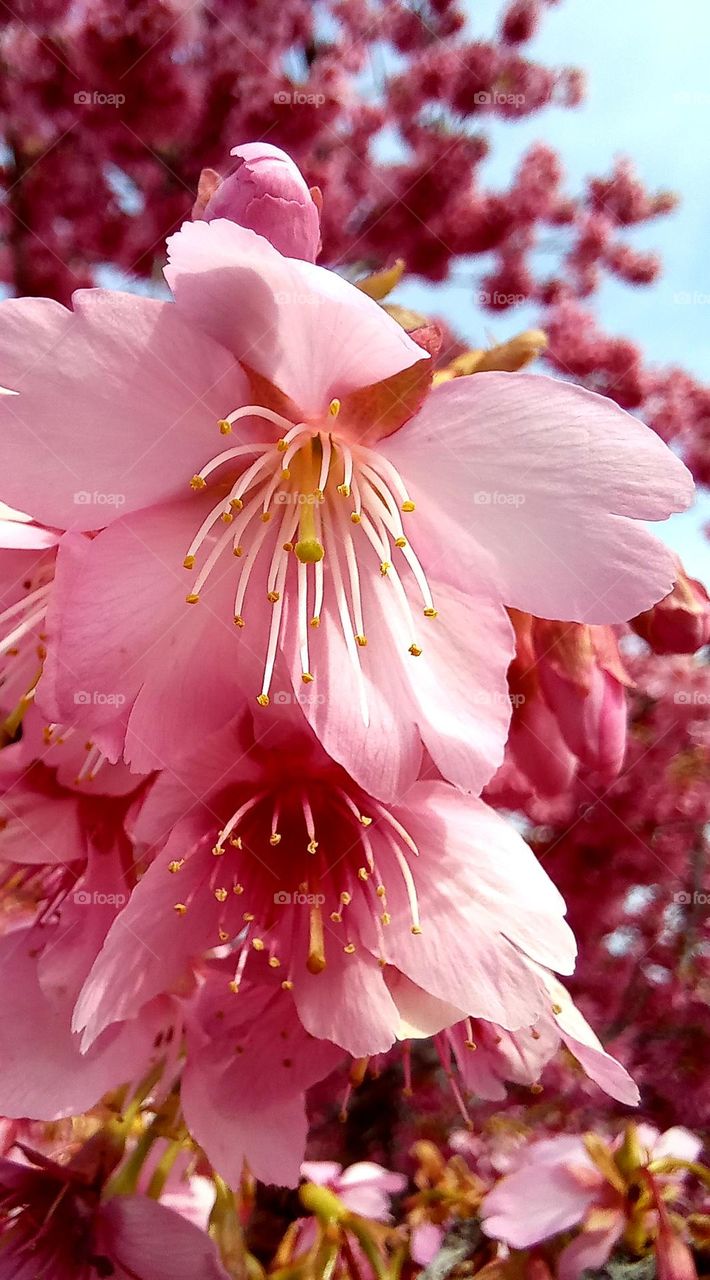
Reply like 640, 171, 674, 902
170, 774, 423, 991
183, 400, 438, 714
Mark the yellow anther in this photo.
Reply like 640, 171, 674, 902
343, 942, 356, 955
280, 467, 291, 480
220, 511, 233, 525
234, 615, 245, 627
411, 924, 423, 935
409, 643, 422, 657
395, 537, 407, 548
168, 860, 184, 874
376, 885, 386, 898
360, 815, 372, 827
243, 912, 255, 923
219, 928, 229, 943
230, 837, 242, 849
269, 833, 282, 846
337, 483, 350, 497
185, 593, 200, 604
358, 867, 368, 881
307, 839, 318, 855
381, 912, 391, 925
256, 693, 269, 706
183, 555, 195, 569
277, 439, 289, 452
310, 615, 320, 628
355, 634, 367, 647
230, 497, 243, 511
281, 979, 294, 991
212, 844, 225, 857
214, 888, 228, 902
423, 607, 438, 618
233, 881, 244, 892
401, 500, 415, 512
380, 562, 390, 576
218, 419, 232, 434
350, 512, 361, 524
233, 546, 243, 558
340, 892, 352, 905
282, 541, 294, 552
314, 488, 324, 502
329, 398, 341, 417
190, 475, 206, 491
252, 938, 265, 951
261, 511, 272, 524
174, 903, 187, 916
531, 1083, 544, 1095
330, 911, 342, 923
269, 956, 281, 968
267, 591, 280, 604
228, 980, 240, 994
552, 1003, 563, 1015
302, 672, 314, 683
465, 1039, 477, 1051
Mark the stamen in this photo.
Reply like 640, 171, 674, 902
307, 903, 326, 974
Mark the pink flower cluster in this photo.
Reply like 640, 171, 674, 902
0, 141, 697, 1267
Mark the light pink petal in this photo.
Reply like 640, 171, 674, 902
292, 945, 399, 1057
336, 1163, 407, 1219
383, 373, 693, 623
410, 1222, 444, 1267
0, 777, 85, 866
0, 291, 247, 531
41, 501, 256, 770
386, 970, 465, 1038
652, 1127, 703, 1164
0, 929, 171, 1119
557, 1220, 624, 1280
373, 787, 575, 1029
181, 980, 343, 1187
165, 218, 425, 418
481, 1161, 597, 1248
98, 1196, 229, 1280
0, 518, 58, 550
300, 1160, 343, 1186
539, 970, 640, 1105
73, 816, 213, 1046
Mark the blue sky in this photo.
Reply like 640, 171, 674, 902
392, 0, 709, 577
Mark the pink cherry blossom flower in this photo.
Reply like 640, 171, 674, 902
71, 715, 576, 1061
0, 210, 691, 800
296, 1160, 406, 1253
0, 1141, 229, 1279
481, 1124, 703, 1280
194, 142, 322, 262
0, 514, 58, 719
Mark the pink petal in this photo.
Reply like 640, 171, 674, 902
0, 291, 247, 531
0, 929, 170, 1120
540, 970, 640, 1105
98, 1196, 229, 1280
382, 373, 693, 623
482, 1157, 597, 1248
165, 218, 425, 418
557, 1221, 624, 1280
292, 945, 399, 1057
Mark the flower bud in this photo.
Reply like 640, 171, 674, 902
194, 142, 321, 261
631, 560, 710, 655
